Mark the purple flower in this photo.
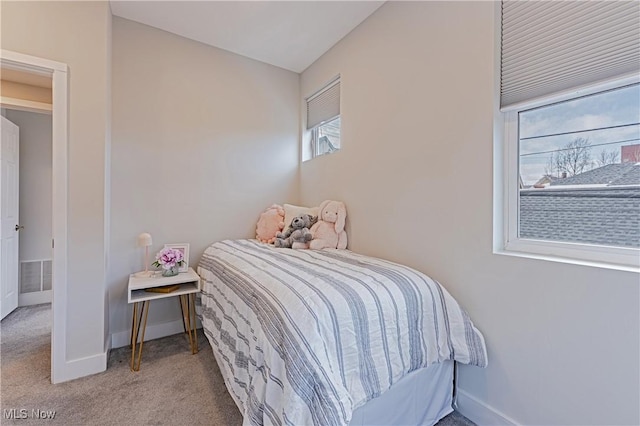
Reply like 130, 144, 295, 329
152, 247, 184, 270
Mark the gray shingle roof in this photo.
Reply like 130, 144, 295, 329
520, 187, 640, 248
550, 163, 639, 186
611, 164, 640, 185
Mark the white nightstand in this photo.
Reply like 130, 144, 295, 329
127, 267, 201, 371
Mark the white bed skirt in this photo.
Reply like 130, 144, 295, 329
212, 343, 453, 426
349, 360, 454, 426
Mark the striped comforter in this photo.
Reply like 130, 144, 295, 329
198, 240, 487, 426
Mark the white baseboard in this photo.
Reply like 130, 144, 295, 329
52, 351, 107, 384
456, 389, 519, 426
110, 318, 202, 349
19, 290, 52, 307
52, 319, 201, 383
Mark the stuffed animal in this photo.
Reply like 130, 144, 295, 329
274, 214, 317, 249
255, 204, 285, 244
310, 200, 347, 250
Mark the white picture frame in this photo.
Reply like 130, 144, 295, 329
164, 243, 190, 273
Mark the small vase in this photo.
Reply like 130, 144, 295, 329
162, 265, 179, 277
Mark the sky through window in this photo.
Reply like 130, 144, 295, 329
519, 84, 640, 186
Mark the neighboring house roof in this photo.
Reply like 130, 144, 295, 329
533, 174, 559, 188
550, 162, 640, 187
611, 164, 640, 185
525, 163, 639, 248
520, 186, 640, 248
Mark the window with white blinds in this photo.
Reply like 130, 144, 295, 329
496, 1, 640, 271
305, 77, 341, 160
500, 1, 640, 109
306, 77, 340, 130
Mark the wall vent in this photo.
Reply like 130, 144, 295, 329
20, 259, 52, 294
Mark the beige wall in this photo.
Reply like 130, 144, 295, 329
4, 110, 52, 261
300, 2, 639, 425
1, 1, 111, 362
109, 18, 299, 342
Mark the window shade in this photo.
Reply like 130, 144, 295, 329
500, 1, 640, 108
306, 78, 340, 130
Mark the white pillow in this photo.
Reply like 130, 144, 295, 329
283, 204, 319, 231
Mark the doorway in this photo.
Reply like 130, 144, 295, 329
0, 49, 68, 384
3, 107, 53, 309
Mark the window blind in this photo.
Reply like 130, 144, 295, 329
306, 77, 340, 130
500, 1, 640, 108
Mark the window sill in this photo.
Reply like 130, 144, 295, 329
496, 239, 640, 273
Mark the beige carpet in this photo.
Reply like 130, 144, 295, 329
0, 304, 475, 426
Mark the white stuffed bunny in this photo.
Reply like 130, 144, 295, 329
310, 200, 347, 250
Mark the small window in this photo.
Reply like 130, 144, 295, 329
306, 77, 340, 159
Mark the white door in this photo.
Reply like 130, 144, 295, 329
1, 115, 20, 320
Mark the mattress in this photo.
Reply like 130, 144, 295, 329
197, 239, 487, 426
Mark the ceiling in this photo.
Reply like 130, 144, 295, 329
109, 1, 385, 73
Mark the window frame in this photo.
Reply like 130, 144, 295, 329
496, 73, 640, 272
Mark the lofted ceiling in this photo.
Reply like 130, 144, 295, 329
109, 1, 385, 73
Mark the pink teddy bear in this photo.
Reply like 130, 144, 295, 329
255, 204, 285, 244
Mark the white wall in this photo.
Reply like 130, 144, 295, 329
4, 110, 52, 261
2, 1, 111, 370
109, 18, 300, 345
300, 2, 639, 425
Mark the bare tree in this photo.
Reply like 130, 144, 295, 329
596, 148, 619, 167
544, 154, 560, 177
551, 137, 592, 177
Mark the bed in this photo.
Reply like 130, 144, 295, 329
197, 239, 487, 426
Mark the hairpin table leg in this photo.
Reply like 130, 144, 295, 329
130, 301, 149, 371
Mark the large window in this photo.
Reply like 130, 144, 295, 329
496, 1, 640, 270
306, 77, 340, 159
516, 82, 640, 247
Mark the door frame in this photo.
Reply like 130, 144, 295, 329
1, 49, 68, 384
